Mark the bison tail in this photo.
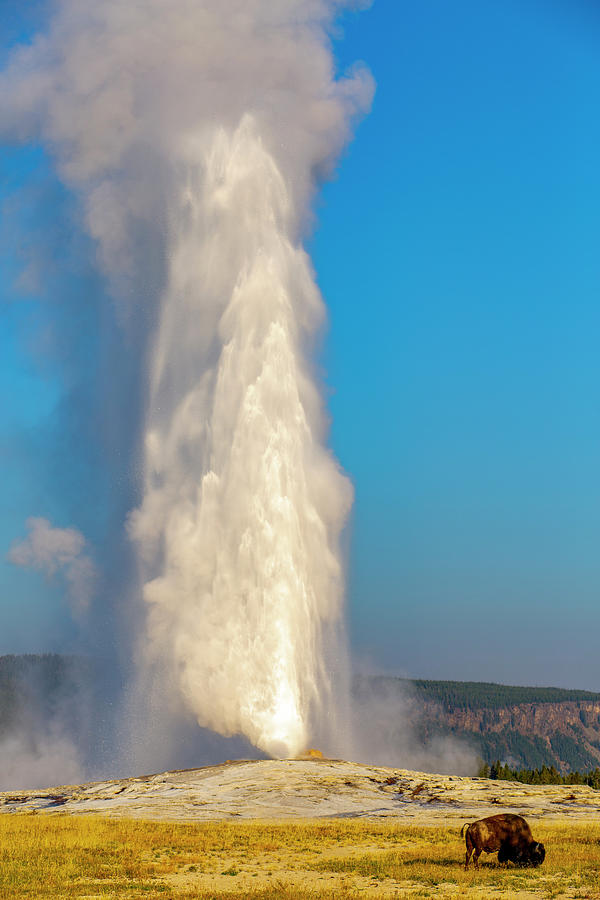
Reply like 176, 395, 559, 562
460, 823, 471, 838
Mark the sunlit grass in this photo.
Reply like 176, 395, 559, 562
0, 815, 599, 898
312, 821, 600, 896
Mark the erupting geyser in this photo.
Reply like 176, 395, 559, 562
0, 0, 373, 760
130, 117, 355, 757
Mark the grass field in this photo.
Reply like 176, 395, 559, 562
1, 815, 599, 898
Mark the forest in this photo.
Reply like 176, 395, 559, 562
402, 678, 600, 709
479, 759, 600, 789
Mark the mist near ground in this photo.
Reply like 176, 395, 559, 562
350, 675, 478, 776
0, 655, 478, 790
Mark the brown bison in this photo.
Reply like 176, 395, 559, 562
461, 814, 545, 868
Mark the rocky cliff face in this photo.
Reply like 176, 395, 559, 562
436, 700, 600, 737
416, 699, 600, 771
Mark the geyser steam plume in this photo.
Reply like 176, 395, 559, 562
1, 2, 373, 759
131, 117, 357, 758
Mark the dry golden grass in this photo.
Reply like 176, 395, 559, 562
0, 815, 599, 898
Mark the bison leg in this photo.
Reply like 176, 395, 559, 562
472, 847, 482, 869
464, 833, 474, 869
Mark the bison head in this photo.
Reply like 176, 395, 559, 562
499, 840, 546, 867
528, 842, 545, 867
515, 841, 546, 867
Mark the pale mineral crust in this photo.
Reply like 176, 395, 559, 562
1, 758, 600, 824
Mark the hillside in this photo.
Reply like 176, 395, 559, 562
406, 678, 600, 709
364, 677, 600, 773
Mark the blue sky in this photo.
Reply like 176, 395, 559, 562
2, 0, 599, 688
313, 0, 600, 687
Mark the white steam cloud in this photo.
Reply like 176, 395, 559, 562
352, 677, 479, 776
1, 2, 373, 760
8, 518, 96, 615
0, 731, 84, 792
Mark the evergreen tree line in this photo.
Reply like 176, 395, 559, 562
478, 760, 600, 789
405, 679, 600, 710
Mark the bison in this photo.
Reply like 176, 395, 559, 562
461, 814, 545, 869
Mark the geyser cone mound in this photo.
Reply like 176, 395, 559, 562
3, 758, 599, 823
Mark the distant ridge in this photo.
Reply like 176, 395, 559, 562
396, 677, 600, 709
357, 675, 600, 773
